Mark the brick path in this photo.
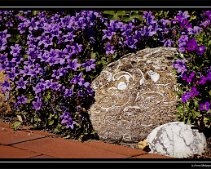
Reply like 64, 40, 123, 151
0, 121, 173, 159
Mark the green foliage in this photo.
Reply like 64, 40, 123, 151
11, 121, 22, 130
102, 10, 143, 22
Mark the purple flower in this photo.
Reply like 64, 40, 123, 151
187, 26, 202, 35
196, 45, 206, 55
18, 22, 27, 34
186, 38, 198, 52
124, 36, 138, 49
0, 53, 7, 62
44, 79, 53, 89
40, 51, 50, 62
204, 10, 211, 19
82, 59, 96, 72
178, 35, 188, 53
122, 29, 133, 38
72, 43, 83, 54
181, 86, 199, 103
28, 18, 39, 31
7, 69, 17, 81
77, 90, 85, 97
173, 59, 187, 74
60, 112, 76, 129
0, 30, 11, 39
200, 19, 210, 28
85, 86, 94, 96
64, 88, 73, 97
199, 102, 210, 111
143, 11, 156, 25
52, 70, 61, 80
50, 82, 61, 91
38, 35, 53, 48
163, 39, 174, 47
160, 19, 170, 26
83, 82, 90, 88
105, 42, 115, 55
0, 38, 7, 51
20, 65, 33, 76
70, 73, 84, 85
181, 92, 192, 103
17, 95, 28, 104
15, 77, 27, 89
198, 75, 207, 85
207, 72, 211, 81
176, 11, 190, 22
0, 63, 6, 71
33, 82, 46, 94
63, 31, 76, 42
0, 80, 11, 93
49, 24, 62, 37
102, 29, 115, 40
190, 86, 199, 98
182, 72, 196, 83
47, 56, 57, 66
10, 44, 22, 57
67, 59, 80, 71
32, 98, 42, 111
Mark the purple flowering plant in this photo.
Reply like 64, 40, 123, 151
0, 10, 104, 140
0, 9, 210, 140
171, 10, 211, 129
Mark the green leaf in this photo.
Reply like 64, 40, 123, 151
91, 52, 96, 59
11, 121, 22, 130
209, 90, 211, 96
32, 10, 39, 16
102, 11, 116, 15
48, 119, 54, 126
63, 134, 71, 139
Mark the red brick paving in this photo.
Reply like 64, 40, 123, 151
0, 121, 172, 159
30, 154, 55, 158
84, 140, 146, 157
0, 127, 47, 145
133, 153, 173, 159
0, 145, 40, 158
13, 137, 128, 158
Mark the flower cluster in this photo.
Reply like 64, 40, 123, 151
0, 10, 103, 139
60, 112, 76, 129
171, 10, 211, 128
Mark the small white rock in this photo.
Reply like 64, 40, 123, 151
147, 122, 207, 158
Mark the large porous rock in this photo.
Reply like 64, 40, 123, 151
147, 122, 207, 158
89, 47, 179, 143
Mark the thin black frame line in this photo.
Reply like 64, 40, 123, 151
0, 6, 210, 164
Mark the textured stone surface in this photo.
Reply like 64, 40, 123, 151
89, 47, 178, 142
147, 122, 207, 158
